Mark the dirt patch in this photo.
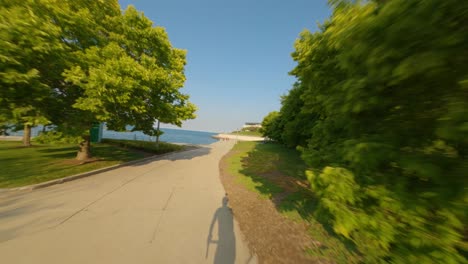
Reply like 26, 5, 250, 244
220, 151, 327, 264
258, 170, 310, 204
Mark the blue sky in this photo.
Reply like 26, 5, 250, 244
118, 0, 331, 133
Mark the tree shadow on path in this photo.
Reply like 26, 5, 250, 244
128, 146, 212, 167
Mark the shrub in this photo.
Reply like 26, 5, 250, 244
101, 138, 183, 154
34, 131, 82, 144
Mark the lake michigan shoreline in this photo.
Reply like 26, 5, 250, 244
212, 133, 265, 142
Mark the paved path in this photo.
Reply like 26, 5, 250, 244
0, 141, 256, 264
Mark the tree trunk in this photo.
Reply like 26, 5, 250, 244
76, 135, 91, 161
155, 120, 160, 148
23, 124, 32, 147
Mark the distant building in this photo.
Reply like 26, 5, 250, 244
242, 122, 261, 129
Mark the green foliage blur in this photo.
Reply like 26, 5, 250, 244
262, 0, 468, 262
260, 111, 282, 141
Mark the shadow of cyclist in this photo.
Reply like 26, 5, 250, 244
206, 196, 236, 264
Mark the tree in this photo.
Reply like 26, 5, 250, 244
260, 111, 282, 141
268, 0, 468, 262
1, 1, 196, 159
0, 0, 65, 146
154, 120, 163, 147
109, 7, 196, 137
278, 82, 317, 148
60, 5, 195, 160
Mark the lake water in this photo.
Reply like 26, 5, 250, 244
6, 127, 219, 145
103, 128, 218, 145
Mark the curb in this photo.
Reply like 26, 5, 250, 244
0, 147, 199, 193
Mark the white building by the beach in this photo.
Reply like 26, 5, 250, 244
242, 122, 262, 129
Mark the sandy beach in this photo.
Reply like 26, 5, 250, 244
0, 136, 22, 141
213, 133, 265, 142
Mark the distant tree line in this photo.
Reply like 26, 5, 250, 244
0, 0, 196, 159
262, 0, 467, 262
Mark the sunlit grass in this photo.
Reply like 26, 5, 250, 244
229, 130, 263, 137
0, 139, 182, 188
226, 141, 282, 199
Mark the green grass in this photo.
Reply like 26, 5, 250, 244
241, 141, 307, 179
226, 142, 307, 197
225, 141, 360, 263
0, 139, 183, 188
226, 141, 283, 199
230, 130, 263, 137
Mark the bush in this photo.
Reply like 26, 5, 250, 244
101, 138, 183, 154
34, 131, 82, 144
260, 111, 282, 141
268, 0, 468, 262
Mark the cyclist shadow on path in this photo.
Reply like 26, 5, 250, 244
207, 196, 236, 264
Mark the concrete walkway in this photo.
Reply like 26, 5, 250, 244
0, 141, 256, 264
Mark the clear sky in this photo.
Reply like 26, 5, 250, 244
118, 0, 331, 133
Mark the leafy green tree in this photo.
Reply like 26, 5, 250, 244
1, 1, 195, 159
278, 82, 318, 148
260, 111, 282, 141
268, 0, 468, 262
0, 0, 65, 146
113, 7, 196, 138
60, 5, 195, 160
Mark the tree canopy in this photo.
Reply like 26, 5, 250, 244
0, 0, 66, 144
0, 0, 196, 157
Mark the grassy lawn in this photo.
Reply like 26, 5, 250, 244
226, 141, 283, 199
0, 139, 183, 188
226, 141, 360, 263
229, 130, 263, 137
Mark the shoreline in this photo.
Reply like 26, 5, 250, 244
0, 136, 22, 141
212, 133, 265, 142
